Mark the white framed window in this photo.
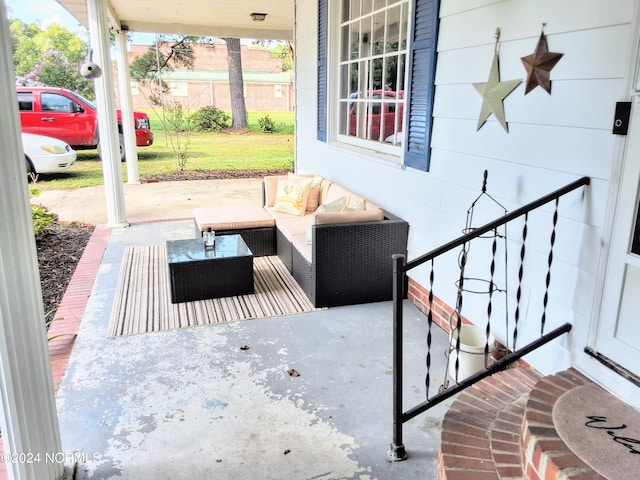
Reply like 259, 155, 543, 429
319, 0, 439, 170
130, 81, 139, 96
170, 82, 188, 97
335, 0, 410, 154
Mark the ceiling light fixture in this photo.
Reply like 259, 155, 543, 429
250, 12, 267, 22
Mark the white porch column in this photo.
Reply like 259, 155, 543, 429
0, 1, 65, 479
115, 29, 140, 184
87, 0, 128, 227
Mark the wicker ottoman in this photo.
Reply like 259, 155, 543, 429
193, 204, 276, 257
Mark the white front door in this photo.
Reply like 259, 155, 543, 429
594, 97, 640, 377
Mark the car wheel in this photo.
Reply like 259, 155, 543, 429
25, 156, 35, 175
119, 134, 126, 162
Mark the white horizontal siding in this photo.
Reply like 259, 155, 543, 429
438, 0, 635, 50
431, 117, 616, 180
294, 0, 637, 378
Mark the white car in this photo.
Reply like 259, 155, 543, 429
22, 132, 77, 174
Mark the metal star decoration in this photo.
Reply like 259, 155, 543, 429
521, 31, 563, 94
473, 33, 522, 132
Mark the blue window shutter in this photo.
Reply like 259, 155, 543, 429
404, 0, 439, 171
317, 0, 328, 142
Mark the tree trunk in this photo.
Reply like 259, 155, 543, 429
223, 38, 247, 129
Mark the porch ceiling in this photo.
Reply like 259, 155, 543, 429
55, 0, 294, 40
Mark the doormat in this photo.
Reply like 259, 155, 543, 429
553, 383, 640, 479
107, 245, 323, 337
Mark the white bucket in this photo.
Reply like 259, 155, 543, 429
448, 325, 494, 380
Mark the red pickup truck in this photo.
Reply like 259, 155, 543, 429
16, 86, 153, 161
349, 90, 404, 142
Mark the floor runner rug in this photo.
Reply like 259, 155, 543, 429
108, 245, 321, 337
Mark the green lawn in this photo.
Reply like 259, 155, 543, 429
31, 111, 294, 190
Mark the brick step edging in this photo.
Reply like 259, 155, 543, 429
521, 368, 601, 480
438, 367, 541, 480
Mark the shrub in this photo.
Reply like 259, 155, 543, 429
31, 204, 56, 234
257, 115, 276, 133
190, 106, 230, 133
164, 100, 193, 171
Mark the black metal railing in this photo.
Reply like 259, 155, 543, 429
389, 176, 590, 461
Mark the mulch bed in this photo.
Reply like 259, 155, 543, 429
142, 168, 291, 183
36, 222, 94, 318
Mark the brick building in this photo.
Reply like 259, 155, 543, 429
117, 43, 293, 112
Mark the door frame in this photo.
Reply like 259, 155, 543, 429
585, 1, 640, 405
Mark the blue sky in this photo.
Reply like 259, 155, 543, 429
6, 0, 87, 34
5, 0, 155, 44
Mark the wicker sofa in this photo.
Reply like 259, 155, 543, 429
193, 174, 409, 308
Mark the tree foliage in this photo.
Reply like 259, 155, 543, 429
10, 20, 87, 74
28, 50, 95, 98
129, 35, 207, 106
129, 36, 216, 171
10, 19, 92, 96
270, 42, 294, 72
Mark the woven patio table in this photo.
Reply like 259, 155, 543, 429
166, 235, 254, 303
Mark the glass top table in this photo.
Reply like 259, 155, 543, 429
166, 235, 254, 303
166, 235, 253, 263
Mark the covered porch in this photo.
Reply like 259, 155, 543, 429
45, 219, 454, 479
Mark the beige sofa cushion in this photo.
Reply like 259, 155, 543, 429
305, 175, 324, 211
314, 208, 384, 225
264, 175, 286, 207
291, 233, 312, 263
321, 182, 352, 205
274, 214, 314, 242
194, 204, 275, 231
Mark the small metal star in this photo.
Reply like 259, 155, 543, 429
521, 32, 563, 95
473, 51, 522, 132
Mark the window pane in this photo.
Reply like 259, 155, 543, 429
17, 92, 33, 111
337, 0, 409, 149
372, 12, 385, 54
372, 57, 384, 91
341, 26, 349, 61
387, 6, 400, 53
339, 64, 350, 98
350, 62, 360, 95
339, 101, 349, 136
354, 102, 365, 138
400, 3, 408, 50
359, 60, 369, 97
42, 93, 73, 113
350, 22, 360, 60
397, 53, 406, 95
362, 0, 374, 16
361, 17, 372, 54
341, 0, 350, 23
351, 0, 361, 19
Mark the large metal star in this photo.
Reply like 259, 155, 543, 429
473, 52, 522, 132
521, 32, 563, 94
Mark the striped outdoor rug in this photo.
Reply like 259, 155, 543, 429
107, 244, 321, 337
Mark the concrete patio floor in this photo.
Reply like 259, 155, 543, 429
56, 219, 454, 480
